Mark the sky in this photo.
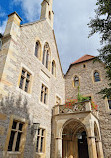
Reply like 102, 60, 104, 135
0, 0, 101, 73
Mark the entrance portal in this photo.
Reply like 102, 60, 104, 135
62, 120, 89, 158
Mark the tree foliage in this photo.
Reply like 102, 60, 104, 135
88, 0, 111, 98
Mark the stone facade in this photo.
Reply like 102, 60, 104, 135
0, 0, 110, 158
0, 1, 65, 157
65, 59, 111, 158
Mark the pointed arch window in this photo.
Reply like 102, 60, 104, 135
52, 60, 56, 76
35, 41, 41, 59
42, 43, 50, 70
94, 71, 100, 82
74, 76, 79, 87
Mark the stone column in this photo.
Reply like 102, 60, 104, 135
55, 137, 62, 158
86, 120, 98, 158
88, 136, 97, 158
96, 140, 104, 158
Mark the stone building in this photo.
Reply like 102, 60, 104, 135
0, 0, 111, 158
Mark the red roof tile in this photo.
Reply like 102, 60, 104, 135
71, 54, 95, 65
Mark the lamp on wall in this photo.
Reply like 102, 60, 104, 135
31, 123, 40, 134
76, 132, 82, 139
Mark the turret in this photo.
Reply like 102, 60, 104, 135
40, 0, 54, 29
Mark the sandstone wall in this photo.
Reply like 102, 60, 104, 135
65, 60, 111, 157
0, 18, 65, 158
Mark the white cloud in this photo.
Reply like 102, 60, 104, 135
0, 19, 7, 34
53, 0, 100, 73
13, 0, 42, 21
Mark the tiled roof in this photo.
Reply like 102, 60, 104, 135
71, 54, 95, 65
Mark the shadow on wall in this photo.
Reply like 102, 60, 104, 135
0, 93, 35, 158
50, 112, 55, 158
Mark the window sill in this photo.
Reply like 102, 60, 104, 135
92, 80, 102, 84
7, 151, 21, 155
36, 152, 45, 156
39, 101, 49, 109
36, 152, 44, 154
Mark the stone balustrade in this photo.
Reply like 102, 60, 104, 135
53, 100, 99, 118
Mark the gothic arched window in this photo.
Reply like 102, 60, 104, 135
52, 60, 56, 76
74, 76, 79, 87
94, 71, 100, 82
42, 43, 50, 70
35, 41, 41, 59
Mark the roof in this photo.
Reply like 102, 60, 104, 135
8, 11, 22, 21
71, 54, 95, 65
65, 54, 96, 77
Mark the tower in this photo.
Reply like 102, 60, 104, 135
40, 0, 54, 29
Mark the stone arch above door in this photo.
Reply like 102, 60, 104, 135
53, 108, 104, 158
54, 114, 95, 139
62, 119, 89, 158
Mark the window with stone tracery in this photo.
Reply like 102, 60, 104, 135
42, 43, 50, 70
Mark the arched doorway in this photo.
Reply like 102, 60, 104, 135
62, 120, 89, 158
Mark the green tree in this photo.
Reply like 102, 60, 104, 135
88, 0, 111, 98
